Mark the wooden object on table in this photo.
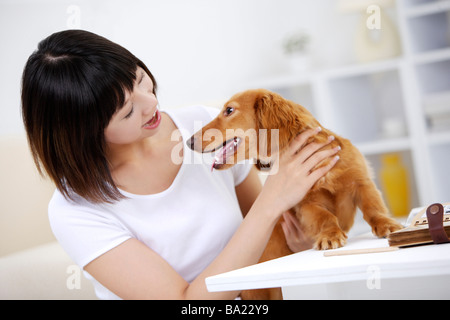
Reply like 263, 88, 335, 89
388, 202, 450, 247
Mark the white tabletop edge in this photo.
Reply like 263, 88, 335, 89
205, 234, 450, 293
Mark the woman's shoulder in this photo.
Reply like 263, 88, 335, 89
48, 189, 132, 268
48, 189, 115, 226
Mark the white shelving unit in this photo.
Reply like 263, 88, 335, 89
248, 0, 450, 212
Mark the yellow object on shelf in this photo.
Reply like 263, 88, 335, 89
380, 153, 410, 217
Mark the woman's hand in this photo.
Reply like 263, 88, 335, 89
257, 127, 340, 216
281, 211, 313, 252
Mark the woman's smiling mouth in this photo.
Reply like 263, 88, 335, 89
143, 109, 161, 129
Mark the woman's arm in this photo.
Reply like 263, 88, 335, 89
84, 195, 283, 300
236, 168, 313, 252
84, 128, 339, 299
235, 167, 262, 217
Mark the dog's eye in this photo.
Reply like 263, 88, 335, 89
224, 106, 235, 117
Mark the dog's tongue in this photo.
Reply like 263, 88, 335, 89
211, 138, 238, 171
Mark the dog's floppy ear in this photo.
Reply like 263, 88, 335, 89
254, 91, 319, 151
254, 92, 297, 131
254, 92, 301, 151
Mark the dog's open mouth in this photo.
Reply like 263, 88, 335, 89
211, 137, 242, 170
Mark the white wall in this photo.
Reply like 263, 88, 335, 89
0, 0, 360, 136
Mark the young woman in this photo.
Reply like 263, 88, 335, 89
21, 30, 339, 300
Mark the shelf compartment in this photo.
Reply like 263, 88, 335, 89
405, 0, 450, 17
413, 47, 450, 65
365, 150, 420, 215
428, 131, 450, 145
407, 9, 450, 53
404, 0, 442, 9
428, 144, 450, 202
422, 89, 450, 134
415, 59, 450, 95
326, 69, 408, 145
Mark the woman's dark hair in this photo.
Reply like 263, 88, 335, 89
21, 30, 157, 203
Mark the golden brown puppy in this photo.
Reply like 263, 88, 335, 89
187, 89, 403, 299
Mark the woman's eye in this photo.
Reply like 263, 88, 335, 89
224, 106, 234, 117
124, 106, 134, 119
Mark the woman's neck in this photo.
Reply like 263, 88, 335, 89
106, 112, 176, 171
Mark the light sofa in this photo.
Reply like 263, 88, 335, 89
0, 135, 97, 299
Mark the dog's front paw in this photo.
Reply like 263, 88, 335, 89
314, 228, 348, 250
371, 217, 403, 238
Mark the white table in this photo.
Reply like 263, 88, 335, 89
206, 233, 450, 299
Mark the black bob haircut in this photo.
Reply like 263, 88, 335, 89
21, 29, 157, 203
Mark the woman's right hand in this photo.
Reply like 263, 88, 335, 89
257, 127, 340, 216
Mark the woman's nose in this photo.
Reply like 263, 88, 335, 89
141, 97, 158, 116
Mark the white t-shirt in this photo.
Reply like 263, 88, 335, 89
48, 105, 252, 300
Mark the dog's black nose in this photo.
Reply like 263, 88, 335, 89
187, 136, 196, 150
